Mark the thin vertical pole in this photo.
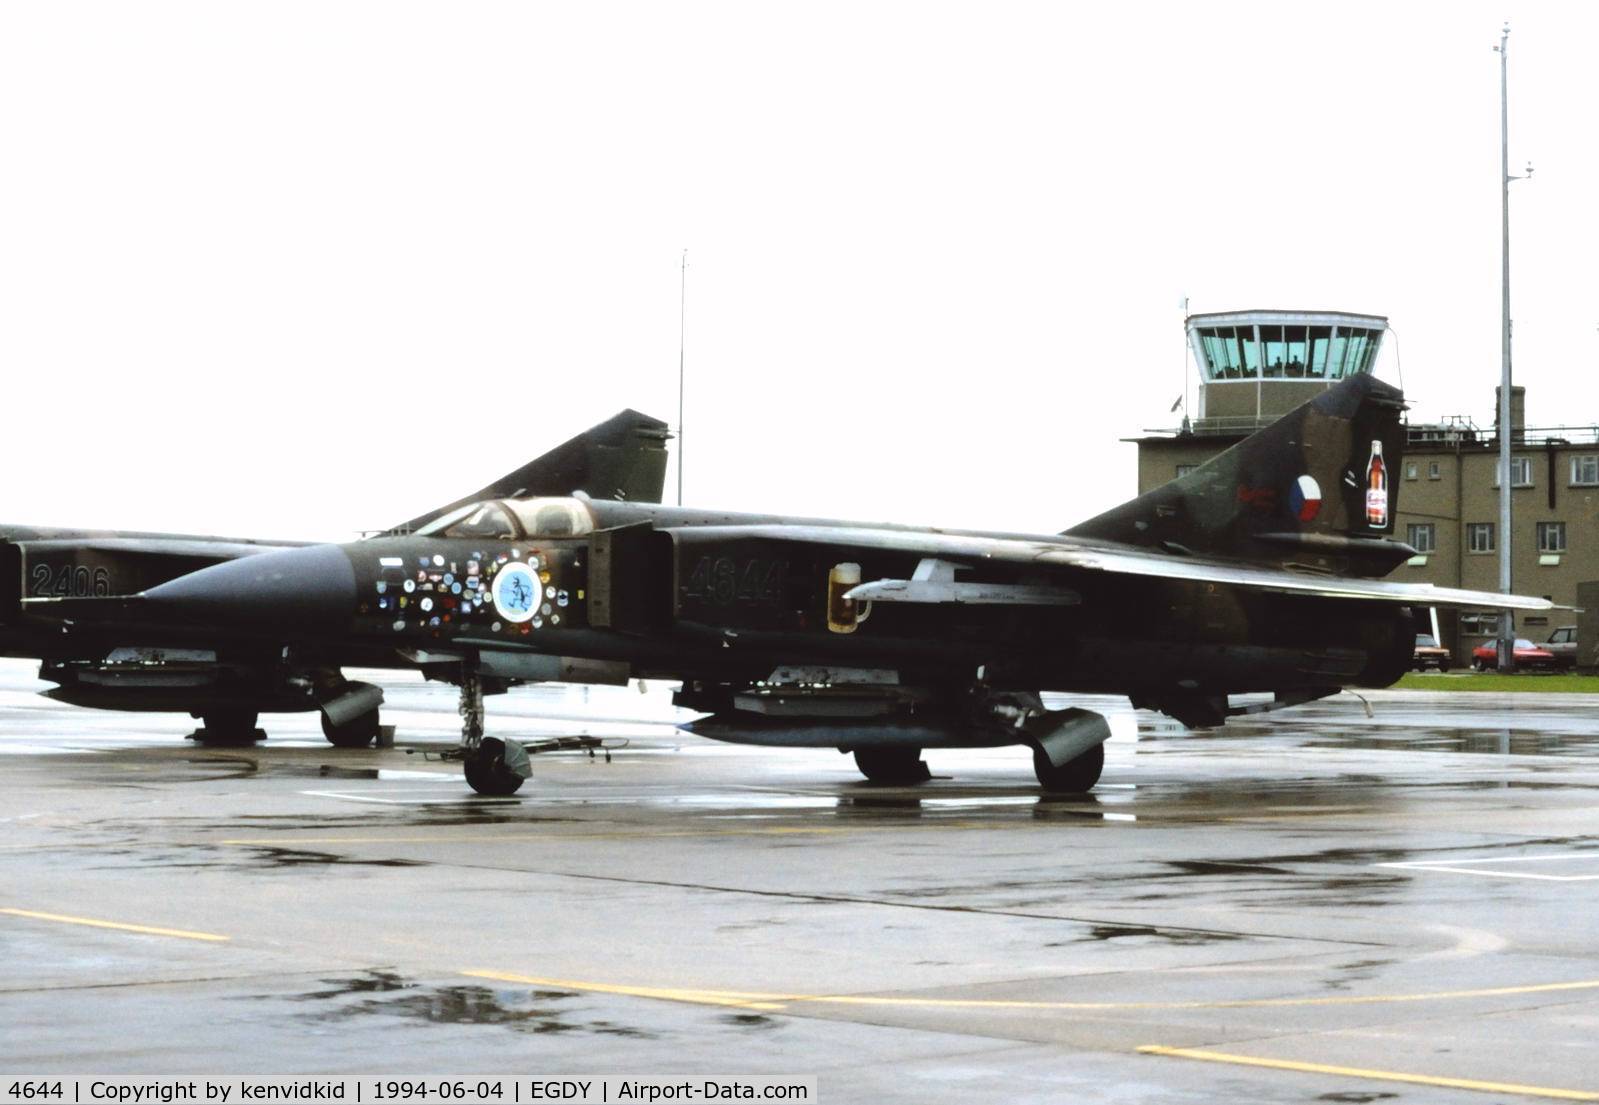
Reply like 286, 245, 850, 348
677, 248, 687, 507
1497, 25, 1514, 672
1180, 296, 1191, 431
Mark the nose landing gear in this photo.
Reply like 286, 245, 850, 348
455, 671, 530, 796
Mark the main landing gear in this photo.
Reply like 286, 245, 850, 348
455, 672, 530, 797
1032, 741, 1104, 792
853, 747, 932, 785
318, 679, 387, 748
191, 710, 265, 747
321, 711, 381, 748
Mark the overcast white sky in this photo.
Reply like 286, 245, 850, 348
4, 2, 1596, 540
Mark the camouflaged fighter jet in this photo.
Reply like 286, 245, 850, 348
0, 411, 670, 747
15, 375, 1553, 795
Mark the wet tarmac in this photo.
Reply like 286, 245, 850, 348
3, 658, 1599, 1103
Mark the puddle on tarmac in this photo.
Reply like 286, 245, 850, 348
167, 756, 259, 782
241, 847, 426, 869
1043, 924, 1244, 947
1165, 860, 1294, 877
265, 764, 382, 780
720, 1013, 782, 1030
274, 971, 655, 1037
105, 844, 429, 872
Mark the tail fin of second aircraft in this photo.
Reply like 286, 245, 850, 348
1067, 374, 1411, 577
390, 409, 671, 535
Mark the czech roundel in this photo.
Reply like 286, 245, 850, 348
1288, 475, 1322, 522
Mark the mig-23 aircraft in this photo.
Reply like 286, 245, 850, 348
10, 375, 1552, 795
0, 410, 670, 746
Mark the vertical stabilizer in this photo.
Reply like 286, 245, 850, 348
1067, 374, 1410, 577
390, 410, 671, 535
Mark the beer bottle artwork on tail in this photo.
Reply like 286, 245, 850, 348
1365, 440, 1388, 528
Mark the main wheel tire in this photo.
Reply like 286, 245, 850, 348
322, 710, 379, 749
1033, 741, 1104, 792
464, 737, 526, 796
196, 710, 262, 747
1473, 657, 1488, 672
853, 747, 931, 785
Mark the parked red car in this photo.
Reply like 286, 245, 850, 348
1470, 638, 1557, 672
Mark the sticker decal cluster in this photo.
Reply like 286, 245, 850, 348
361, 545, 581, 639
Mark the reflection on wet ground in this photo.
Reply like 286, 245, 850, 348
8, 661, 1599, 1101
275, 971, 654, 1038
1304, 730, 1599, 756
1078, 924, 1243, 945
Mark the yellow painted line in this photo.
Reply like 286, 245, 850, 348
0, 907, 230, 943
463, 970, 1599, 1013
464, 970, 787, 1011
1138, 1045, 1599, 1102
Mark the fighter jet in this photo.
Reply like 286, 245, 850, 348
0, 410, 669, 746
12, 376, 1552, 794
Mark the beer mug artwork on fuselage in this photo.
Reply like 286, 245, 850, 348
1365, 440, 1388, 528
827, 561, 871, 634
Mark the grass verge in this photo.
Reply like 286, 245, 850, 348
1395, 671, 1599, 693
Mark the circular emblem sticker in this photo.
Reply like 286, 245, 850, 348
491, 561, 543, 624
1288, 474, 1322, 523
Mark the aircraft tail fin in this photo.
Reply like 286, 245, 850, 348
1066, 374, 1411, 577
389, 409, 671, 535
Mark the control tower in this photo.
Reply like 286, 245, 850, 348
1187, 309, 1388, 432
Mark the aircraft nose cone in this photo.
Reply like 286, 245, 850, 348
143, 544, 356, 630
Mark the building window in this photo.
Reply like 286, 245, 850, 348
1404, 462, 1419, 480
1467, 522, 1495, 553
1428, 461, 1441, 480
1175, 464, 1197, 479
1493, 456, 1534, 488
1406, 523, 1436, 553
1537, 521, 1567, 554
1460, 613, 1500, 636
1572, 455, 1599, 486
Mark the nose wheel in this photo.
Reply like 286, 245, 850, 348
464, 737, 529, 796
457, 671, 529, 796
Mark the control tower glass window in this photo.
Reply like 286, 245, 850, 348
1193, 322, 1380, 380
1307, 326, 1332, 377
1198, 327, 1246, 380
1240, 330, 1261, 377
1284, 326, 1308, 376
1317, 328, 1382, 379
1326, 330, 1348, 377
1261, 325, 1285, 378
1358, 330, 1379, 373
1197, 330, 1222, 378
1344, 330, 1369, 377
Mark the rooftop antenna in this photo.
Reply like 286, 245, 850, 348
677, 248, 687, 507
1179, 295, 1192, 433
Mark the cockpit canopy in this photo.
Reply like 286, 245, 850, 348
415, 496, 595, 540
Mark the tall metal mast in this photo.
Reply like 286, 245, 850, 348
1494, 25, 1532, 671
677, 248, 687, 507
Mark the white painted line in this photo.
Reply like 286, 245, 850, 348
1378, 853, 1599, 882
299, 789, 518, 806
